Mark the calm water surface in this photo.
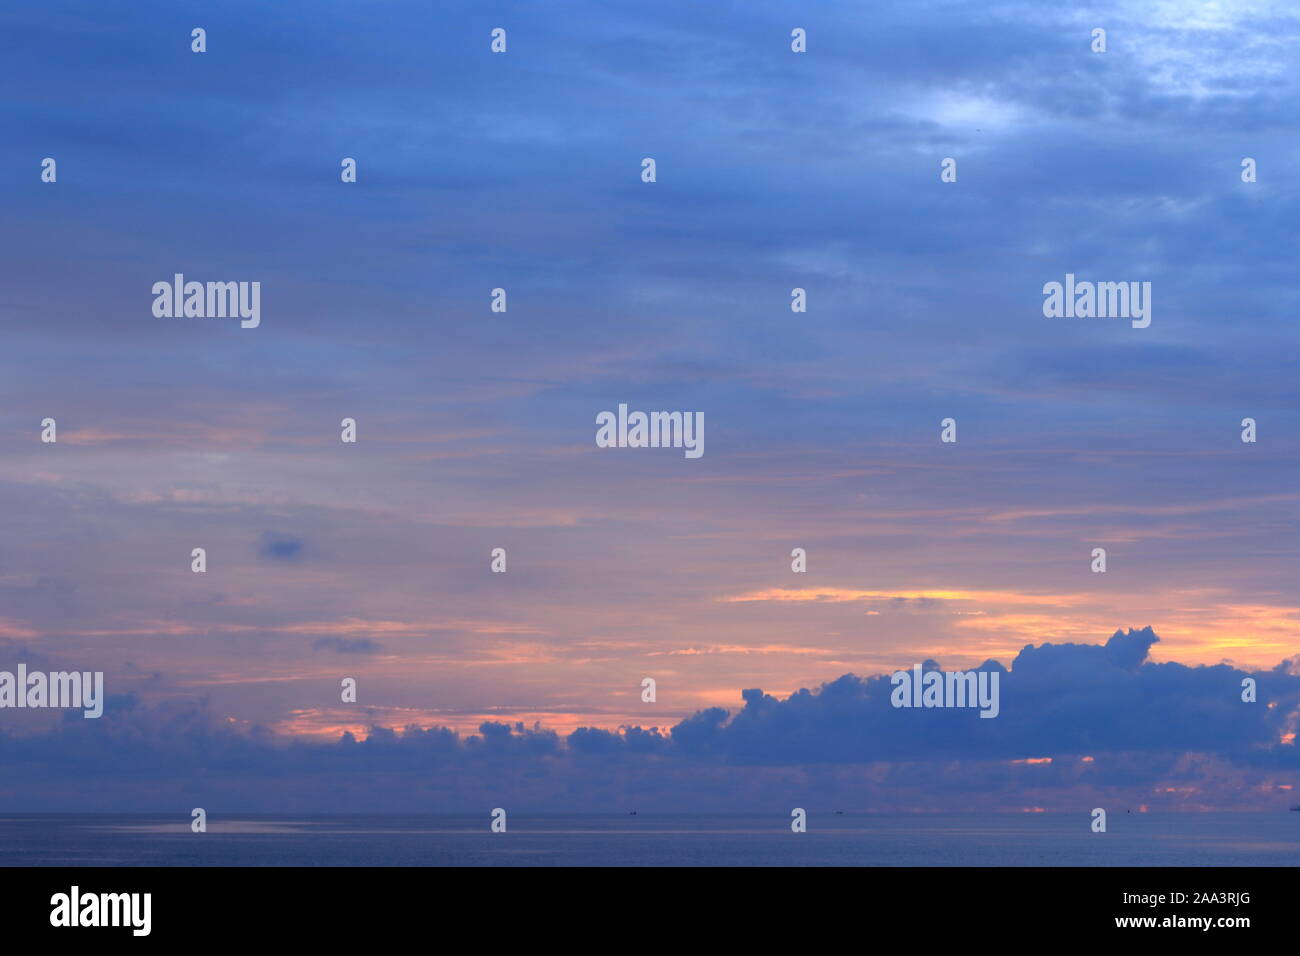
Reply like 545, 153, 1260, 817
2, 812, 1297, 866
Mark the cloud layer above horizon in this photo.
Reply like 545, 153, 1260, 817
2, 629, 1296, 811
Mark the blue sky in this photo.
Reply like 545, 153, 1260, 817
1, 0, 1298, 811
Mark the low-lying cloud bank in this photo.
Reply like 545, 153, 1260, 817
3, 629, 1297, 812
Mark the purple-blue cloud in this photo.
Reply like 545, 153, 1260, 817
3, 630, 1295, 812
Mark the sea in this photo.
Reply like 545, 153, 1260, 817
2, 812, 1298, 866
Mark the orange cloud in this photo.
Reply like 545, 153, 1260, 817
719, 587, 1086, 607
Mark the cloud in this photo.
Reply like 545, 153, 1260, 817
670, 628, 1298, 765
312, 637, 382, 655
0, 630, 1294, 812
259, 532, 305, 561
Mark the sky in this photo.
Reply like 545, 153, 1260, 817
0, 0, 1298, 812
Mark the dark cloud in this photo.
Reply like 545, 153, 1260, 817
259, 532, 304, 561
671, 629, 1295, 765
0, 630, 1294, 811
